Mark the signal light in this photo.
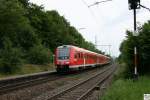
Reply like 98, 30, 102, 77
128, 0, 140, 10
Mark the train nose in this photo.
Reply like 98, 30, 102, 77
57, 61, 70, 65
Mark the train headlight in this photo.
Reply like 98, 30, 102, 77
66, 62, 69, 64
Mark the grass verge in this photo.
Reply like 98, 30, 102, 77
101, 63, 150, 100
0, 64, 55, 78
101, 76, 150, 100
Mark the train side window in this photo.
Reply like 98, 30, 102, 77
81, 53, 83, 59
85, 55, 86, 59
79, 53, 81, 59
83, 54, 85, 59
78, 53, 80, 59
74, 54, 77, 59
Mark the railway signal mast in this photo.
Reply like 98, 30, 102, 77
128, 0, 140, 80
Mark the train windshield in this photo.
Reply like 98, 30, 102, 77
58, 47, 70, 60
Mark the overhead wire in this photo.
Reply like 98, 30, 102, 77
80, 0, 112, 54
81, 0, 101, 28
140, 4, 150, 12
80, 0, 103, 44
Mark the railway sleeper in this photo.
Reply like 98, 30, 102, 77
94, 85, 101, 90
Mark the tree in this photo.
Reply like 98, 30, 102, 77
138, 21, 150, 74
0, 38, 22, 74
0, 0, 39, 50
27, 45, 51, 64
119, 21, 150, 77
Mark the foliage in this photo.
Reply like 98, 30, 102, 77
0, 0, 39, 50
113, 63, 128, 80
138, 21, 150, 74
27, 45, 51, 64
0, 38, 22, 74
119, 21, 150, 77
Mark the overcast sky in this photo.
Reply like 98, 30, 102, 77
29, 0, 150, 57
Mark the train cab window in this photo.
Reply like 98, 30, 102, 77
58, 47, 69, 60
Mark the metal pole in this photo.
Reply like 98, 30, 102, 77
53, 54, 55, 69
109, 45, 111, 56
133, 8, 138, 79
134, 47, 137, 74
134, 9, 136, 31
95, 35, 97, 48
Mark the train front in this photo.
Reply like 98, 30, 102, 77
55, 45, 71, 72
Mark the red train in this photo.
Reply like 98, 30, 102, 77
54, 45, 110, 72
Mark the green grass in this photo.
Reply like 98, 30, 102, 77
0, 64, 55, 78
19, 64, 55, 74
101, 76, 150, 100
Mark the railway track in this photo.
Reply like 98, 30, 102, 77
0, 65, 108, 97
0, 71, 62, 95
37, 64, 116, 100
0, 63, 115, 100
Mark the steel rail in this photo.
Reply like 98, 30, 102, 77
77, 65, 116, 100
0, 71, 60, 95
47, 65, 113, 100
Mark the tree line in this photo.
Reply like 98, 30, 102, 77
0, 0, 103, 73
119, 21, 150, 77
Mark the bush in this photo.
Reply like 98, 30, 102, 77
27, 45, 52, 64
0, 38, 22, 74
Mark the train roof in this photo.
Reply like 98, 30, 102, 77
57, 45, 110, 58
